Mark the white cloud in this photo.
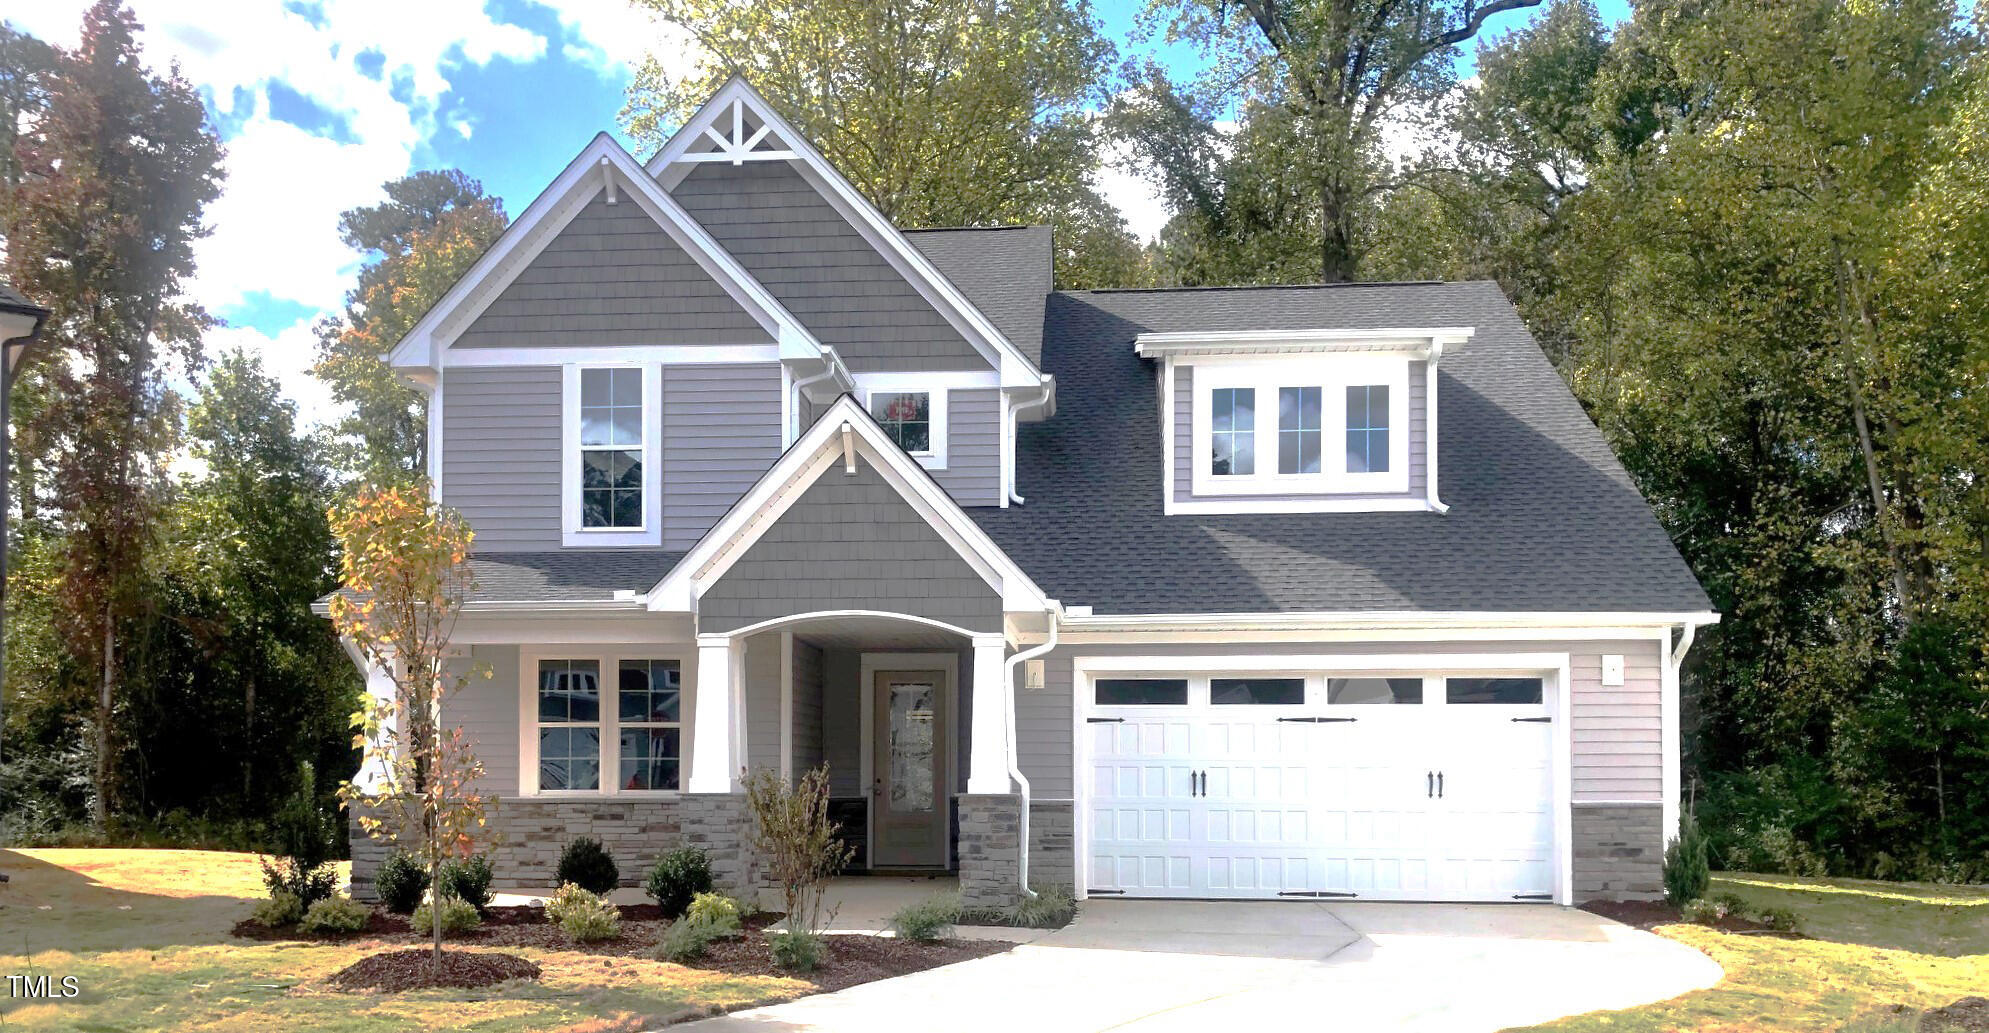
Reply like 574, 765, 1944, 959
8, 0, 556, 430
205, 318, 339, 436
1094, 137, 1171, 245
536, 0, 700, 79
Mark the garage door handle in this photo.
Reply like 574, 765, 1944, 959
1087, 717, 1125, 724
1437, 771, 1444, 798
1427, 771, 1434, 798
1278, 716, 1356, 723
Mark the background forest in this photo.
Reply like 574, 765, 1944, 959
2, 0, 1986, 883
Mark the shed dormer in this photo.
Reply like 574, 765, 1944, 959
1137, 327, 1472, 515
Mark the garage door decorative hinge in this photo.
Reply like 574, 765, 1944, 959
1086, 717, 1126, 724
1510, 716, 1552, 723
1277, 890, 1359, 898
1512, 893, 1553, 901
1277, 716, 1358, 724
1089, 889, 1127, 895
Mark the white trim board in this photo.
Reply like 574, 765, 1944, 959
645, 77, 1046, 389
1133, 326, 1475, 359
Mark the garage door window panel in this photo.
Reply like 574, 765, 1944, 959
1095, 678, 1189, 706
1445, 677, 1545, 705
1326, 676, 1424, 705
1210, 677, 1305, 705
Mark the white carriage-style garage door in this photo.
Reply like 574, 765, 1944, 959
1082, 667, 1558, 902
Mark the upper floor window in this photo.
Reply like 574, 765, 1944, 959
581, 368, 644, 528
1345, 384, 1389, 474
871, 391, 932, 455
562, 364, 658, 547
1191, 355, 1409, 497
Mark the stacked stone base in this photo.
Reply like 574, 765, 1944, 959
348, 794, 765, 900
956, 793, 1024, 908
1574, 802, 1665, 901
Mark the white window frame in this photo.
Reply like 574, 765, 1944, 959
561, 363, 662, 547
519, 646, 692, 798
856, 372, 972, 471
527, 657, 607, 795
1190, 354, 1411, 497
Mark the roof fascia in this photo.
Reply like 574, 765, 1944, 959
644, 78, 1047, 388
1133, 327, 1477, 360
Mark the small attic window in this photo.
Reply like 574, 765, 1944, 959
858, 376, 951, 470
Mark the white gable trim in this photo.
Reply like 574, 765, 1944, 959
647, 78, 1047, 388
1133, 327, 1476, 360
386, 134, 826, 371
646, 394, 1049, 615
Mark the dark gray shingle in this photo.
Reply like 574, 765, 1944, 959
970, 280, 1712, 616
904, 226, 1051, 366
465, 550, 682, 604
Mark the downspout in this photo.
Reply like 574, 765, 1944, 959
1006, 380, 1054, 506
1001, 605, 1059, 899
1427, 341, 1449, 514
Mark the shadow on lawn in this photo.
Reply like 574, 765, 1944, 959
1712, 872, 1989, 957
0, 849, 256, 954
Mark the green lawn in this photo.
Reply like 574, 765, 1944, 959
0, 848, 807, 1032
1512, 873, 1989, 1033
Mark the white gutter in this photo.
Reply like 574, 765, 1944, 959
1670, 621, 1699, 667
790, 346, 854, 439
1001, 605, 1059, 899
1005, 378, 1054, 506
1054, 609, 1724, 631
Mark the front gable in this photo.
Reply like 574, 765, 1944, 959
454, 187, 771, 349
697, 456, 1003, 634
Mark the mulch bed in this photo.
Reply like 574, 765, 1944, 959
234, 903, 779, 957
691, 934, 1014, 994
1922, 997, 1989, 1033
1579, 898, 1793, 936
327, 949, 542, 992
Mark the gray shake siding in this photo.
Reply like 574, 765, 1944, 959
670, 162, 988, 373
1169, 360, 1428, 504
442, 366, 561, 551
455, 188, 769, 347
935, 387, 1000, 506
662, 362, 783, 550
1018, 638, 1664, 802
791, 638, 825, 775
698, 456, 1004, 634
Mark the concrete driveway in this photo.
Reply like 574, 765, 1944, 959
675, 900, 1723, 1033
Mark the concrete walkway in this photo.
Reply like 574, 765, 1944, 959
673, 900, 1723, 1033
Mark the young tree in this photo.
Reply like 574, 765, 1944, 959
622, 0, 1142, 287
1123, 0, 1543, 282
313, 171, 505, 485
329, 484, 488, 962
1, 2, 223, 827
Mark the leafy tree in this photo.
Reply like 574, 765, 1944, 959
1, 1, 223, 827
622, 0, 1144, 287
313, 171, 506, 485
330, 483, 489, 962
1122, 0, 1544, 282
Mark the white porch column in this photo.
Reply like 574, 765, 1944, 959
340, 639, 397, 791
966, 633, 1012, 794
688, 635, 742, 793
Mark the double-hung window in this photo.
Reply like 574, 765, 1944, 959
563, 365, 657, 546
1278, 386, 1322, 475
529, 653, 684, 795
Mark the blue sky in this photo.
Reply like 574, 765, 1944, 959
7, 0, 1628, 429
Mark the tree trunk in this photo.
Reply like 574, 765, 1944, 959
92, 604, 114, 831
243, 676, 255, 803
1832, 250, 1914, 620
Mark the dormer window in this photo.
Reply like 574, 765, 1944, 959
1189, 355, 1409, 497
1277, 387, 1322, 475
1210, 387, 1254, 475
1345, 384, 1390, 474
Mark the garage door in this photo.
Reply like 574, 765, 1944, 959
1084, 671, 1556, 902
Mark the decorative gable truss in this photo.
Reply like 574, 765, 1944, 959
385, 131, 850, 385
646, 77, 1049, 393
647, 394, 1050, 617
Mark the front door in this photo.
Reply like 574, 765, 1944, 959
871, 669, 949, 868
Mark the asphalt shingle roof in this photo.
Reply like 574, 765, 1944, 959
967, 281, 1712, 616
465, 550, 681, 604
904, 226, 1051, 366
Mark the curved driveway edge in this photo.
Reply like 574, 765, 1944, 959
673, 901, 1724, 1033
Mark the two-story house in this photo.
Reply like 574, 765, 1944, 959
333, 77, 1716, 908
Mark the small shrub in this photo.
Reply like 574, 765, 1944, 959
1662, 811, 1712, 907
1709, 891, 1750, 919
1756, 906, 1802, 932
769, 929, 824, 972
1009, 885, 1077, 928
657, 916, 721, 962
890, 895, 960, 941
645, 847, 714, 918
260, 855, 338, 910
375, 852, 429, 914
252, 890, 304, 928
686, 891, 743, 933
299, 894, 370, 935
412, 895, 482, 937
743, 766, 853, 936
545, 883, 621, 942
556, 836, 620, 894
1681, 898, 1721, 925
439, 855, 495, 914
